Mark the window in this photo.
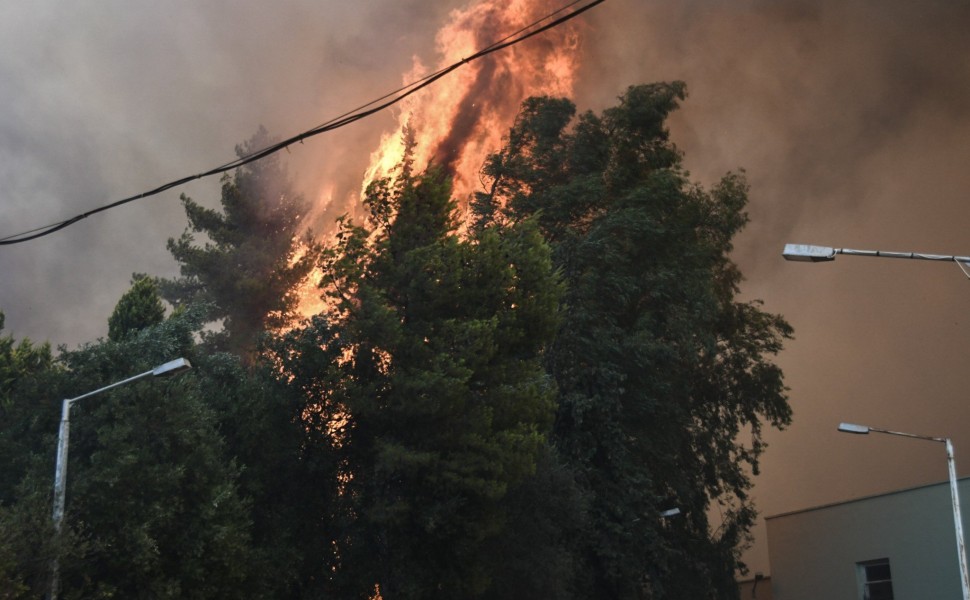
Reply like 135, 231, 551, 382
857, 558, 894, 600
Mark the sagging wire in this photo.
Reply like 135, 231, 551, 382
0, 0, 606, 246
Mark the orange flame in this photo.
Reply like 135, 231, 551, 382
363, 0, 582, 205
293, 0, 583, 324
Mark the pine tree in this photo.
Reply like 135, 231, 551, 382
290, 163, 563, 598
478, 83, 793, 599
161, 127, 318, 362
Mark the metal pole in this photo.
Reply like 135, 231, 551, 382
48, 399, 72, 600
47, 364, 184, 600
51, 400, 72, 534
835, 248, 970, 264
946, 439, 970, 600
841, 425, 970, 599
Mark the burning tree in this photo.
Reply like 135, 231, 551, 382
276, 160, 564, 597
361, 0, 581, 204
161, 127, 319, 363
475, 82, 793, 599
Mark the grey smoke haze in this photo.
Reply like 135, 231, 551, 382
3, 0, 970, 576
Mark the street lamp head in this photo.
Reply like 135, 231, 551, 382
783, 243, 837, 262
838, 422, 871, 435
152, 358, 192, 377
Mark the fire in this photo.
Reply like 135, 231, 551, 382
293, 0, 584, 324
363, 0, 582, 205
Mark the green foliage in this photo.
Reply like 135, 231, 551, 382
108, 276, 166, 342
161, 127, 319, 361
478, 83, 793, 599
0, 468, 86, 600
480, 444, 588, 600
283, 163, 564, 598
0, 311, 57, 505
51, 311, 254, 599
1, 307, 343, 599
194, 348, 342, 599
0, 313, 67, 597
1, 81, 792, 600
0, 312, 54, 412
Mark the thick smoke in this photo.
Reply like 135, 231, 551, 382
431, 58, 497, 176
0, 1, 466, 347
575, 0, 970, 572
2, 0, 970, 577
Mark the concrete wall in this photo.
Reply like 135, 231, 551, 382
766, 478, 970, 600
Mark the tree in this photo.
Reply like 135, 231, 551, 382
53, 311, 256, 599
0, 305, 262, 599
285, 163, 563, 598
195, 345, 342, 600
0, 311, 56, 503
161, 127, 319, 361
2, 299, 344, 598
108, 277, 165, 342
479, 443, 588, 600
0, 312, 61, 598
477, 83, 793, 599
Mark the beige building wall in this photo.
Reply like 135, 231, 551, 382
766, 478, 970, 600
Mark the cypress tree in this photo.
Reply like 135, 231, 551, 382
107, 277, 165, 342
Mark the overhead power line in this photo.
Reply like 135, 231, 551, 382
0, 0, 606, 246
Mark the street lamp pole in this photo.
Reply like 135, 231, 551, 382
838, 422, 970, 600
49, 357, 191, 600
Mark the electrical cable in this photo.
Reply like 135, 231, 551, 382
0, 0, 605, 245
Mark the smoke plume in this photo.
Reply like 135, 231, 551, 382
3, 0, 970, 576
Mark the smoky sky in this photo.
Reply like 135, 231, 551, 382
3, 0, 970, 576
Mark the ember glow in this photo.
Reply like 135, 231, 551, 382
361, 0, 582, 205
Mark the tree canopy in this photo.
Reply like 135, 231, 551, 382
0, 82, 792, 600
476, 82, 792, 599
0, 313, 59, 598
107, 276, 166, 342
274, 162, 564, 598
161, 127, 319, 361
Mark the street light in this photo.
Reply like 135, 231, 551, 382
838, 422, 970, 600
50, 357, 191, 600
783, 243, 970, 277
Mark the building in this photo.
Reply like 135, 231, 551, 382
765, 477, 970, 599
738, 573, 772, 599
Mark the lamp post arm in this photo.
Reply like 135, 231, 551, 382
784, 244, 970, 264
836, 248, 970, 265
65, 369, 155, 404
784, 243, 970, 278
867, 426, 946, 444
51, 368, 154, 525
